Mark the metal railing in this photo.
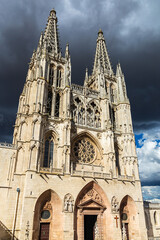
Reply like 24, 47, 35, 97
0, 220, 19, 240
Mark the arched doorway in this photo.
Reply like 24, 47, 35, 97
120, 195, 140, 240
74, 181, 111, 240
32, 189, 63, 240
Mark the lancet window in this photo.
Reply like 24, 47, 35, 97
110, 85, 116, 103
86, 101, 101, 128
47, 89, 52, 115
109, 105, 115, 126
72, 97, 85, 125
57, 68, 62, 87
49, 64, 54, 85
115, 142, 120, 175
43, 136, 54, 168
55, 93, 60, 117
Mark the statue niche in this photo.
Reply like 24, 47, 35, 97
63, 193, 74, 213
111, 196, 119, 213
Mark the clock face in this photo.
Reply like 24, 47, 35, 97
41, 210, 50, 219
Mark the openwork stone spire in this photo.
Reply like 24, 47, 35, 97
93, 29, 113, 75
43, 8, 60, 54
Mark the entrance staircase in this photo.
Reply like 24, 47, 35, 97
0, 220, 18, 240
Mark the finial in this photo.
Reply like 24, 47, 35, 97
50, 8, 56, 14
65, 43, 69, 59
98, 29, 103, 36
116, 62, 123, 77
85, 68, 88, 77
49, 8, 56, 19
84, 67, 89, 86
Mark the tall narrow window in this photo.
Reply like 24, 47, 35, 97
57, 69, 61, 87
115, 143, 120, 175
109, 105, 115, 126
47, 89, 52, 115
110, 86, 115, 102
49, 65, 54, 85
55, 93, 60, 117
43, 136, 54, 168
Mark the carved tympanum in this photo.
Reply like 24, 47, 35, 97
80, 188, 103, 205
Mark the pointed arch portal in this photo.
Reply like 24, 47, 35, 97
74, 181, 109, 240
32, 189, 63, 240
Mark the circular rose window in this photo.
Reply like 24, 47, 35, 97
73, 137, 96, 164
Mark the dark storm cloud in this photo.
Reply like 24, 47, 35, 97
0, 0, 160, 139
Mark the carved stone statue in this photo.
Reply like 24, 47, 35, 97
111, 196, 119, 213
64, 193, 74, 213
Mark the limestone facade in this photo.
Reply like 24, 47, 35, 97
0, 8, 148, 240
144, 201, 160, 240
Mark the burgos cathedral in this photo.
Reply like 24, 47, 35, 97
0, 9, 151, 240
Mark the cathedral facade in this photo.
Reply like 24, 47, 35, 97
0, 9, 148, 240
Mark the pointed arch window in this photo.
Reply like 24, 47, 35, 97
47, 89, 52, 115
86, 101, 101, 128
115, 142, 120, 175
43, 136, 54, 168
72, 97, 85, 125
57, 69, 62, 87
110, 85, 116, 103
154, 211, 157, 225
55, 93, 60, 117
109, 104, 115, 126
49, 65, 54, 85
110, 87, 114, 102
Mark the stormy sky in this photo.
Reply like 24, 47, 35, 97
0, 0, 160, 201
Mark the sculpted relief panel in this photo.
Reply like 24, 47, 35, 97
80, 188, 103, 205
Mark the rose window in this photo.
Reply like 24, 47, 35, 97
73, 138, 96, 164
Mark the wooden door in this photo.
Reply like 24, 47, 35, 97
39, 223, 50, 240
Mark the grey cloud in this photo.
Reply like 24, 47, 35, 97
0, 0, 160, 144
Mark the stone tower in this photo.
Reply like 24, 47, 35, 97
0, 9, 147, 240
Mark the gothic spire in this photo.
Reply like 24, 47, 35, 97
84, 68, 88, 86
65, 43, 70, 59
116, 63, 128, 102
93, 29, 113, 75
43, 8, 60, 54
116, 62, 123, 77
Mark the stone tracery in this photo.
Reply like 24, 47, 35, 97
72, 97, 85, 125
86, 101, 101, 128
72, 98, 101, 128
73, 137, 96, 164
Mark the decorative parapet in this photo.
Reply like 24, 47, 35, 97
71, 84, 84, 94
71, 162, 111, 179
40, 167, 63, 175
71, 84, 99, 97
85, 88, 99, 97
71, 170, 111, 179
0, 142, 16, 149
118, 175, 134, 182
